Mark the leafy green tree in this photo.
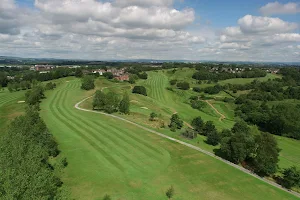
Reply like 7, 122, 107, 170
45, 82, 56, 90
149, 112, 158, 121
0, 72, 8, 87
104, 92, 120, 114
138, 72, 148, 79
132, 86, 147, 96
103, 72, 114, 79
166, 186, 174, 199
81, 76, 95, 90
251, 132, 280, 175
169, 79, 177, 85
282, 166, 300, 189
75, 68, 83, 77
0, 107, 60, 199
129, 77, 136, 84
25, 86, 45, 105
119, 92, 130, 114
202, 121, 216, 136
169, 114, 183, 131
93, 90, 106, 110
191, 100, 206, 111
220, 121, 255, 163
206, 130, 220, 146
176, 82, 190, 90
191, 117, 204, 133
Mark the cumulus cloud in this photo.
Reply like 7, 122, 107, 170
113, 0, 174, 7
260, 1, 300, 16
0, 0, 299, 62
238, 15, 298, 34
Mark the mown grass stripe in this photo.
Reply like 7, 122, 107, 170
91, 120, 164, 163
60, 90, 144, 172
49, 89, 125, 172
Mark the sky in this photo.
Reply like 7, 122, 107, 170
0, 0, 299, 62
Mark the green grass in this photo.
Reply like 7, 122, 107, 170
276, 136, 300, 170
0, 89, 26, 131
39, 78, 297, 200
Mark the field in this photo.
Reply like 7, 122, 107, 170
0, 89, 26, 131
37, 76, 298, 199
167, 68, 281, 88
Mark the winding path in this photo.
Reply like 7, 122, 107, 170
202, 100, 226, 121
75, 96, 300, 198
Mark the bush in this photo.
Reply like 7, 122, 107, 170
149, 112, 158, 121
169, 79, 177, 85
45, 82, 56, 90
191, 100, 206, 110
169, 114, 183, 131
193, 87, 201, 92
81, 76, 95, 90
176, 82, 190, 90
138, 72, 148, 79
132, 86, 147, 96
103, 72, 114, 79
182, 128, 197, 139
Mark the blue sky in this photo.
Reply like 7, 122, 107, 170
1, 0, 300, 61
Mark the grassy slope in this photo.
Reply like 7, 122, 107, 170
87, 72, 300, 171
0, 89, 26, 131
40, 78, 297, 200
168, 68, 280, 88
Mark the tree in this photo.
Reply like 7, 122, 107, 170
169, 114, 183, 131
220, 121, 255, 163
169, 79, 177, 85
251, 132, 280, 175
176, 82, 190, 90
132, 86, 147, 96
75, 68, 83, 77
282, 166, 300, 189
191, 117, 204, 133
166, 186, 174, 199
103, 72, 114, 79
25, 86, 45, 105
202, 121, 216, 136
138, 72, 148, 79
93, 90, 120, 113
0, 72, 8, 87
0, 107, 60, 199
191, 100, 206, 111
93, 90, 106, 110
119, 92, 130, 114
104, 92, 120, 114
45, 82, 56, 90
81, 76, 95, 90
7, 82, 13, 92
103, 194, 111, 200
149, 112, 158, 121
206, 130, 220, 146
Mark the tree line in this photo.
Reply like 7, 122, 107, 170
0, 81, 66, 199
93, 90, 130, 114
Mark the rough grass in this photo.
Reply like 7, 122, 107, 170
39, 78, 297, 200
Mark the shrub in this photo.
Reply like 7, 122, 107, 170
81, 76, 95, 90
132, 86, 147, 96
169, 79, 177, 85
193, 87, 201, 92
176, 82, 190, 90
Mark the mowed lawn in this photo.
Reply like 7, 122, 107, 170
40, 79, 297, 200
0, 89, 26, 131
